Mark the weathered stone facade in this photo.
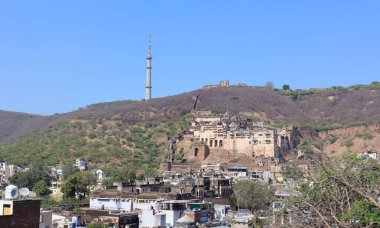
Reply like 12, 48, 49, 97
187, 111, 296, 160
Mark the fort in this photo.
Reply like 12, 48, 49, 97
187, 111, 299, 161
162, 111, 301, 172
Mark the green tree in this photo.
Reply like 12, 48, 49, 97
10, 163, 50, 189
62, 163, 79, 180
233, 180, 273, 212
32, 180, 48, 195
282, 84, 290, 90
286, 154, 380, 227
105, 167, 136, 183
61, 172, 96, 198
87, 221, 108, 228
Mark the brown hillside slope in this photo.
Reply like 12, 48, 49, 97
1, 86, 380, 143
319, 124, 380, 155
0, 110, 75, 143
76, 86, 380, 124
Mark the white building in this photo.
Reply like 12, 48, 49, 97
74, 158, 87, 171
357, 151, 378, 160
139, 206, 166, 227
95, 170, 105, 181
227, 166, 248, 177
0, 163, 15, 186
214, 204, 231, 220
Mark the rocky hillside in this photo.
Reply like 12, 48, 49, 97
1, 84, 380, 143
319, 123, 380, 155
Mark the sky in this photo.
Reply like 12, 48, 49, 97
0, 1, 379, 115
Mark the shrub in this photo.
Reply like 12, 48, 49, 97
363, 132, 373, 140
348, 121, 368, 127
328, 136, 338, 144
342, 139, 354, 147
88, 132, 97, 139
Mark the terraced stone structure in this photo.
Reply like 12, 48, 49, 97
188, 111, 296, 160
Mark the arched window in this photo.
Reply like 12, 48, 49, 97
195, 148, 199, 156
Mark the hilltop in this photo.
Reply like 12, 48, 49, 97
1, 83, 380, 143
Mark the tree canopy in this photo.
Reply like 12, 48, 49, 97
282, 84, 290, 90
61, 171, 96, 198
32, 180, 48, 195
286, 154, 380, 227
9, 163, 50, 190
233, 180, 273, 212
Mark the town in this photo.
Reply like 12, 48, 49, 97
1, 2, 380, 227
0, 110, 378, 227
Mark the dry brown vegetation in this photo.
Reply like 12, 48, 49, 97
1, 85, 380, 143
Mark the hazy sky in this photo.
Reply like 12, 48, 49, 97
1, 1, 379, 115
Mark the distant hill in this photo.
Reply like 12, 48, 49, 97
0, 110, 76, 143
1, 84, 380, 143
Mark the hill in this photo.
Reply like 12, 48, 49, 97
69, 84, 380, 125
1, 84, 380, 144
0, 117, 181, 174
1, 84, 380, 173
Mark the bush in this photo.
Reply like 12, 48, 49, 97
342, 139, 354, 147
348, 121, 368, 127
282, 84, 290, 90
88, 132, 97, 139
328, 135, 338, 144
363, 132, 373, 140
233, 180, 273, 211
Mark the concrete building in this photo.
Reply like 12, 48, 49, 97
185, 202, 213, 223
227, 166, 248, 177
214, 203, 230, 220
39, 209, 52, 228
50, 167, 64, 199
90, 188, 135, 211
95, 169, 105, 182
0, 162, 15, 186
0, 199, 42, 228
74, 158, 87, 171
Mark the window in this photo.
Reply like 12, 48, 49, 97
3, 204, 11, 215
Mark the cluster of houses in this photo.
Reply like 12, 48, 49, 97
0, 162, 26, 187
86, 162, 298, 227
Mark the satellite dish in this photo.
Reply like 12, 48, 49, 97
19, 188, 30, 198
5, 185, 18, 200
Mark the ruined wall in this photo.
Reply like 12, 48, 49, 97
184, 144, 209, 162
224, 134, 254, 157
